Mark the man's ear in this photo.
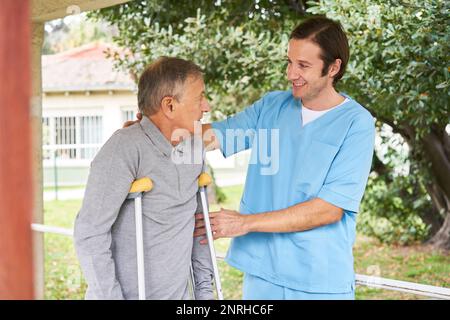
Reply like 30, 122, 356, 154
160, 96, 176, 119
328, 58, 342, 79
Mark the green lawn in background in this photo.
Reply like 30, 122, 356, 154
44, 185, 86, 192
43, 185, 449, 300
43, 200, 87, 299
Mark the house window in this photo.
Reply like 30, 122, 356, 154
42, 115, 103, 161
80, 116, 103, 159
55, 116, 77, 159
122, 109, 136, 122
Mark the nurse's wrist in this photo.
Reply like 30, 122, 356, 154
242, 214, 258, 233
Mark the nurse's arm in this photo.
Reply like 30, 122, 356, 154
243, 198, 343, 233
195, 198, 343, 240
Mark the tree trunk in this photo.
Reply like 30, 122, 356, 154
420, 129, 450, 250
427, 210, 450, 250
423, 183, 446, 237
380, 116, 450, 250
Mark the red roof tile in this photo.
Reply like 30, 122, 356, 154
42, 42, 136, 92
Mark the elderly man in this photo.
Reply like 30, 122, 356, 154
74, 57, 214, 300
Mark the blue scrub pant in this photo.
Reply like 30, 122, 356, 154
242, 273, 355, 300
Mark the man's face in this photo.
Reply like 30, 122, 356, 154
286, 38, 332, 101
172, 75, 210, 134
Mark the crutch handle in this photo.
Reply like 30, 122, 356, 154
129, 177, 153, 194
198, 173, 212, 187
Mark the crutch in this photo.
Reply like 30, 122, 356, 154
198, 172, 224, 300
127, 177, 153, 300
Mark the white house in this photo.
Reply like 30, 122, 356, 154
42, 43, 138, 187
42, 43, 249, 188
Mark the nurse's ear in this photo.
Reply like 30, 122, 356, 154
160, 96, 177, 120
328, 58, 342, 79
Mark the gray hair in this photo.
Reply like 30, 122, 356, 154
137, 56, 203, 115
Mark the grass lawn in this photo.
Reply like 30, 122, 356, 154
44, 185, 86, 192
43, 199, 87, 299
43, 185, 449, 300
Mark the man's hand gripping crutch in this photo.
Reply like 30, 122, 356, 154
127, 177, 153, 300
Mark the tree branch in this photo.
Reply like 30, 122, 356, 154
285, 0, 307, 15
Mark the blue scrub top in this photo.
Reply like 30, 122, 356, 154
212, 90, 375, 293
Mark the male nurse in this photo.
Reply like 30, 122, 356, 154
196, 17, 375, 299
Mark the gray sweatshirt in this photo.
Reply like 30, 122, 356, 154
73, 116, 214, 300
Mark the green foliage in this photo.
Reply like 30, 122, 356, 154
308, 0, 449, 244
357, 125, 432, 244
89, 0, 305, 119
43, 14, 117, 54
209, 166, 227, 204
91, 0, 449, 244
308, 0, 449, 139
358, 175, 431, 245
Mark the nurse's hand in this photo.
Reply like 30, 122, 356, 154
194, 208, 248, 244
123, 112, 143, 128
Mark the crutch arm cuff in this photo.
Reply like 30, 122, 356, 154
129, 177, 153, 194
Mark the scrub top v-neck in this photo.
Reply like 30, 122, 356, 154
301, 97, 350, 127
212, 90, 375, 293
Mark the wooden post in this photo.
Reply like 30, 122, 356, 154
31, 21, 45, 300
0, 0, 34, 299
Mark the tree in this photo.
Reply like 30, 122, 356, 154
308, 0, 450, 249
43, 14, 118, 54
89, 0, 310, 117
91, 0, 449, 249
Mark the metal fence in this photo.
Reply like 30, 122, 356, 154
31, 223, 450, 300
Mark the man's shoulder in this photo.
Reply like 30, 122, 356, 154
262, 90, 294, 103
255, 90, 295, 115
108, 122, 147, 143
98, 123, 143, 155
343, 98, 375, 129
116, 122, 143, 137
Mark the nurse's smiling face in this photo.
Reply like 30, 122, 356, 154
286, 39, 334, 103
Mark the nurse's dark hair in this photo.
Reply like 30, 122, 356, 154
290, 16, 349, 86
138, 56, 203, 116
